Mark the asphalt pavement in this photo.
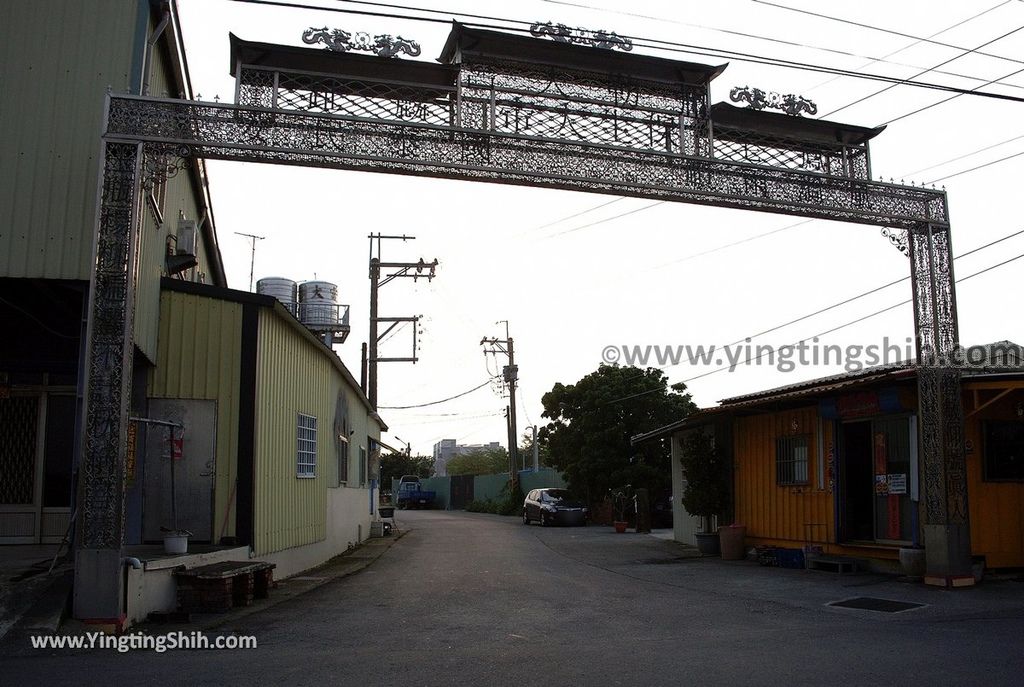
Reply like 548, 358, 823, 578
4, 509, 1024, 686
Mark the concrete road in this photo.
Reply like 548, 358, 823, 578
5, 510, 1024, 685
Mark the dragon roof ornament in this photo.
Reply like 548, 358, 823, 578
302, 26, 421, 58
730, 86, 817, 117
529, 21, 633, 51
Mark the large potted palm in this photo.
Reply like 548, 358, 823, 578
679, 430, 729, 556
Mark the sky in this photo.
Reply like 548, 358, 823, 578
174, 0, 1024, 457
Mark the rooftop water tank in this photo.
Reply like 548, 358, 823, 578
299, 280, 339, 328
256, 277, 297, 314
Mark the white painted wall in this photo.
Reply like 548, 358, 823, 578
260, 484, 374, 579
671, 432, 703, 546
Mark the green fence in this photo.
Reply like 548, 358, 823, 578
519, 468, 567, 494
391, 469, 567, 510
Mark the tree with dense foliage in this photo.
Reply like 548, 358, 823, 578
445, 446, 509, 476
380, 452, 434, 487
678, 430, 729, 531
538, 364, 696, 506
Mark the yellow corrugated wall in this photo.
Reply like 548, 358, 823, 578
253, 313, 334, 555
148, 289, 243, 541
965, 384, 1024, 568
733, 407, 834, 547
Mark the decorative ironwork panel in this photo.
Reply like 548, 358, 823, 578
0, 397, 38, 505
909, 224, 967, 526
104, 95, 947, 230
713, 128, 869, 179
79, 140, 140, 550
460, 60, 710, 157
268, 69, 454, 126
238, 68, 275, 109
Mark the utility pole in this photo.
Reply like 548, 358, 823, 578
481, 331, 518, 484
368, 234, 438, 409
234, 232, 265, 291
532, 424, 539, 472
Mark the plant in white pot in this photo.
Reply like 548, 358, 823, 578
679, 431, 729, 556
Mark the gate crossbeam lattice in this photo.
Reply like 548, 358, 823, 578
105, 94, 948, 230
74, 24, 969, 620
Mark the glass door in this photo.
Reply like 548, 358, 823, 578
871, 416, 913, 543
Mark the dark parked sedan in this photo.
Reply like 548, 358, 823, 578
522, 488, 588, 526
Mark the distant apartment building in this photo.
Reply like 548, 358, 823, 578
432, 439, 502, 476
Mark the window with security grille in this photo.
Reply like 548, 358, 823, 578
297, 414, 317, 478
983, 421, 1024, 481
776, 435, 810, 486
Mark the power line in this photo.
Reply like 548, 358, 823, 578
751, 0, 1024, 66
544, 201, 662, 238
883, 62, 1024, 125
721, 226, 1024, 346
606, 237, 1024, 403
926, 149, 1024, 184
903, 132, 1024, 177
823, 23, 1024, 118
228, 0, 1024, 105
798, 1, 1017, 94
524, 197, 625, 235
646, 220, 813, 271
544, 0, 1024, 91
378, 378, 495, 409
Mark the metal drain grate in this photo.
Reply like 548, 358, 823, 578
829, 597, 925, 613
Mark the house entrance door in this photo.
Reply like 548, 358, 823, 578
840, 416, 914, 544
0, 393, 75, 544
840, 420, 874, 542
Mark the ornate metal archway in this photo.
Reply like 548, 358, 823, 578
75, 23, 968, 619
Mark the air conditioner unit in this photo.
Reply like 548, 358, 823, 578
176, 219, 197, 257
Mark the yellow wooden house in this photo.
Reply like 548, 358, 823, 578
636, 345, 1024, 571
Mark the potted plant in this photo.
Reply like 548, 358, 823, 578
679, 431, 729, 556
610, 485, 632, 533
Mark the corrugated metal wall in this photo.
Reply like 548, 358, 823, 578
0, 2, 221, 362
732, 406, 834, 547
124, 11, 219, 362
965, 385, 1024, 568
0, 1, 140, 279
135, 167, 207, 362
148, 290, 243, 541
253, 312, 334, 555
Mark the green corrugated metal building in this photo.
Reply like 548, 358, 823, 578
0, 0, 223, 545
0, 1, 384, 625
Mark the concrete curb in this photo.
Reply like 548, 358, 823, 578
180, 529, 411, 633
59, 530, 410, 639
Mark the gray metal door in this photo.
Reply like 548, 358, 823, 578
142, 399, 216, 543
